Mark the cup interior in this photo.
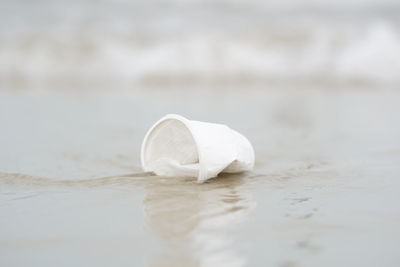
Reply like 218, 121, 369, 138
142, 118, 200, 176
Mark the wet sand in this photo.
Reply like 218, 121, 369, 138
1, 89, 400, 267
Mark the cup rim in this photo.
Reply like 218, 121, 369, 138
140, 114, 207, 182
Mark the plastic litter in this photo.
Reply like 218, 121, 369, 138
141, 114, 255, 182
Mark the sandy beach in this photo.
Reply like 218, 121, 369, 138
1, 89, 400, 267
1, 0, 400, 265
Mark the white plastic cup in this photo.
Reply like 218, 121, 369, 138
141, 114, 255, 182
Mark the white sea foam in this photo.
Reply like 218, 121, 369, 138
0, 1, 399, 89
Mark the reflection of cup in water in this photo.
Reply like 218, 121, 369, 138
143, 173, 254, 267
141, 114, 255, 183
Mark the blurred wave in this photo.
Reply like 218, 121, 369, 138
1, 0, 399, 90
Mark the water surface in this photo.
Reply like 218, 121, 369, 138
1, 89, 399, 266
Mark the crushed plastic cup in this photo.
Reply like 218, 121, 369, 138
141, 114, 255, 183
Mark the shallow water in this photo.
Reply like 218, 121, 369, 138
1, 89, 400, 266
